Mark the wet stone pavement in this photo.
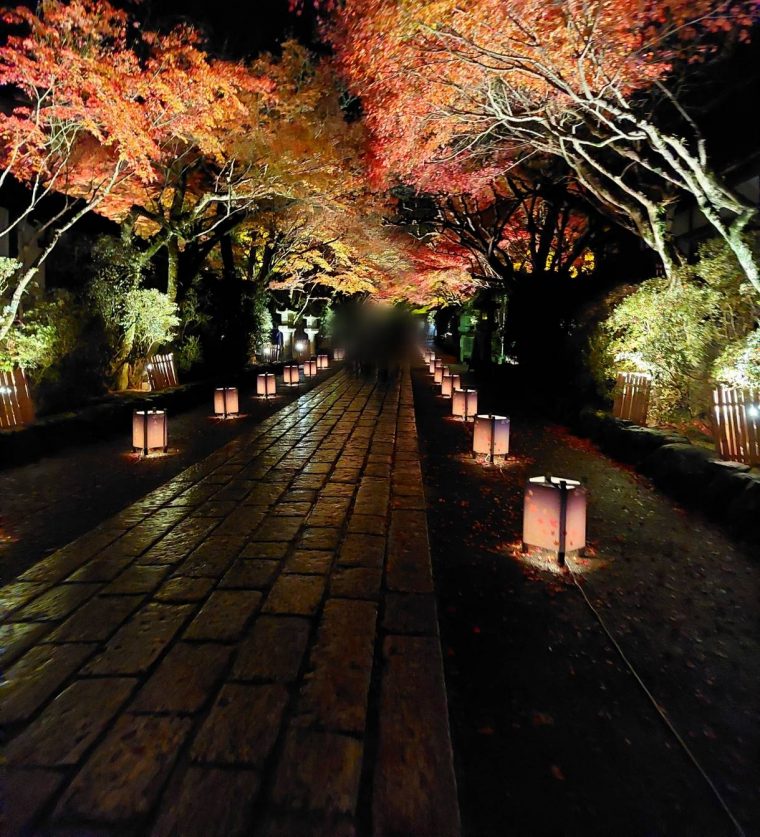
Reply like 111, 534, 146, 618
0, 368, 460, 836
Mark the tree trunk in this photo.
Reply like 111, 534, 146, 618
727, 229, 760, 300
166, 238, 180, 303
220, 233, 236, 283
113, 360, 131, 391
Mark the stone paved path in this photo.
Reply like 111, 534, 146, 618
0, 368, 460, 836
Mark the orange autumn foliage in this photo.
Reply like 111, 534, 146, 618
314, 0, 759, 190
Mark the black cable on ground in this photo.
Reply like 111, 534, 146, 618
565, 560, 746, 837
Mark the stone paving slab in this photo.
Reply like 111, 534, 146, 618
0, 368, 460, 836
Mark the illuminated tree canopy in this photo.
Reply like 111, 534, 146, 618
313, 0, 760, 290
1, 0, 758, 373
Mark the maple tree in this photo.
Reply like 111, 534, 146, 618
315, 0, 760, 290
0, 0, 272, 340
396, 168, 596, 291
212, 43, 475, 309
243, 193, 477, 308
0, 0, 477, 360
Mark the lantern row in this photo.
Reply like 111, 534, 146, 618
421, 345, 586, 566
133, 349, 345, 457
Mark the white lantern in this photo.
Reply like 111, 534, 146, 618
303, 360, 318, 378
283, 364, 300, 386
473, 414, 510, 459
428, 356, 437, 374
523, 475, 587, 565
452, 388, 477, 421
132, 409, 168, 455
317, 354, 329, 370
214, 387, 239, 418
434, 363, 447, 385
441, 371, 460, 398
257, 373, 276, 398
423, 349, 434, 364
333, 348, 345, 362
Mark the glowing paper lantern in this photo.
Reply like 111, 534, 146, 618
317, 354, 329, 370
441, 371, 460, 398
473, 414, 510, 460
257, 373, 276, 398
452, 388, 478, 421
303, 360, 318, 378
333, 348, 345, 361
434, 363, 447, 385
423, 349, 434, 364
428, 356, 437, 375
523, 475, 587, 566
214, 387, 239, 418
132, 409, 168, 455
283, 364, 300, 387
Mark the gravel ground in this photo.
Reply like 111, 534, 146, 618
0, 368, 339, 585
413, 358, 759, 837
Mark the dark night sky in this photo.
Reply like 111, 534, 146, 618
143, 0, 318, 57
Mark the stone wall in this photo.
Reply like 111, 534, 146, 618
575, 408, 760, 543
0, 364, 286, 471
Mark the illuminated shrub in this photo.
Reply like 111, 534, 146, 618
0, 291, 82, 375
0, 289, 109, 411
88, 238, 179, 389
714, 331, 760, 389
590, 238, 759, 423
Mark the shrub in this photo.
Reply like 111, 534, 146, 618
590, 237, 759, 423
0, 290, 110, 412
247, 291, 275, 362
175, 333, 203, 374
88, 237, 179, 388
0, 290, 84, 374
714, 330, 760, 388
0, 257, 22, 311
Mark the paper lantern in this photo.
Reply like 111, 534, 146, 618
423, 349, 434, 364
303, 360, 318, 378
452, 388, 477, 421
214, 387, 239, 418
441, 371, 460, 398
317, 354, 329, 370
428, 356, 438, 375
283, 364, 300, 386
132, 409, 167, 455
434, 363, 447, 385
523, 476, 587, 565
333, 348, 345, 361
257, 373, 276, 398
473, 414, 510, 459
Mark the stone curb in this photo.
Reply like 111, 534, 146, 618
0, 364, 285, 471
574, 407, 760, 541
